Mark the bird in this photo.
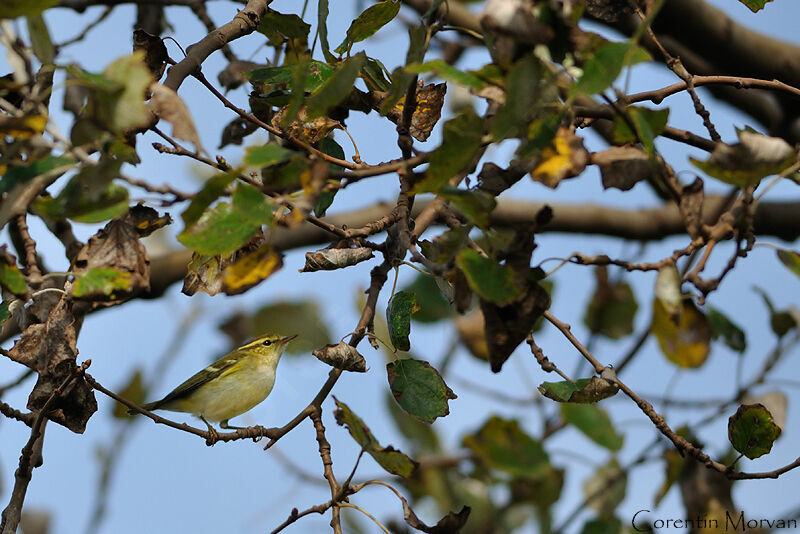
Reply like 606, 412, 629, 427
131, 333, 296, 430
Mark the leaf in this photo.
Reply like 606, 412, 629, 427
0, 156, 73, 194
257, 8, 311, 43
561, 403, 623, 451
583, 266, 638, 339
334, 0, 401, 54
654, 448, 684, 506
612, 106, 669, 156
754, 287, 799, 338
385, 392, 440, 453
743, 391, 787, 429
0, 300, 12, 327
148, 83, 203, 152
419, 226, 469, 264
738, 0, 773, 13
594, 146, 653, 191
654, 264, 682, 317
178, 184, 274, 256
313, 341, 367, 372
133, 29, 168, 80
333, 397, 417, 477
300, 247, 374, 273
0, 0, 58, 18
463, 416, 550, 477
97, 52, 153, 132
381, 81, 447, 142
455, 249, 521, 306
317, 0, 336, 63
220, 244, 283, 296
113, 369, 146, 418
538, 377, 619, 403
777, 249, 800, 281
728, 403, 782, 459
583, 459, 627, 516
690, 130, 796, 187
579, 517, 623, 534
401, 273, 452, 323
405, 59, 487, 89
248, 61, 336, 93
0, 250, 28, 296
530, 127, 589, 188
572, 41, 650, 96
491, 55, 550, 140
26, 13, 54, 64
404, 505, 470, 534
436, 186, 496, 228
412, 108, 483, 193
72, 268, 132, 300
305, 54, 366, 119
386, 290, 418, 351
651, 299, 712, 368
387, 359, 456, 423
244, 143, 296, 167
180, 172, 237, 227
707, 306, 747, 353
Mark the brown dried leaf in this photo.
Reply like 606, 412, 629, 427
679, 177, 705, 239
8, 296, 97, 433
380, 81, 446, 142
585, 0, 633, 22
132, 29, 167, 81
148, 83, 204, 153
593, 146, 653, 191
220, 244, 283, 296
70, 211, 151, 303
404, 503, 471, 534
219, 116, 258, 149
272, 106, 340, 144
300, 247, 374, 272
218, 60, 265, 91
312, 341, 367, 372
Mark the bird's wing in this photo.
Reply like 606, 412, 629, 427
148, 351, 243, 408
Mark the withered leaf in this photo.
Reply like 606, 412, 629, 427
585, 0, 633, 22
8, 295, 97, 433
133, 29, 167, 81
148, 83, 204, 153
312, 341, 367, 372
124, 204, 172, 237
218, 60, 265, 91
271, 106, 340, 144
219, 116, 258, 149
221, 244, 283, 296
70, 210, 151, 303
300, 247, 374, 272
379, 81, 446, 142
404, 503, 471, 534
482, 279, 551, 373
531, 127, 589, 188
593, 146, 653, 191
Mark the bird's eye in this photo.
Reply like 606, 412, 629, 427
262, 339, 273, 346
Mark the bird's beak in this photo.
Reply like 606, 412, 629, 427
279, 334, 298, 345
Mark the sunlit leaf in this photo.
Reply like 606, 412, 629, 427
244, 143, 295, 167
72, 268, 132, 300
313, 341, 367, 372
220, 244, 283, 295
530, 127, 589, 188
248, 61, 335, 92
651, 299, 712, 368
180, 172, 237, 227
572, 41, 650, 96
0, 255, 27, 296
387, 358, 456, 423
305, 54, 366, 119
728, 403, 782, 459
334, 397, 417, 477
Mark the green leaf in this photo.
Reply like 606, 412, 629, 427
462, 416, 550, 477
181, 172, 237, 227
305, 54, 365, 119
728, 403, 782, 459
777, 249, 800, 281
26, 14, 54, 64
437, 187, 496, 228
179, 184, 273, 254
314, 137, 345, 216
244, 143, 295, 167
248, 61, 336, 92
257, 9, 310, 43
72, 268, 132, 299
572, 41, 650, 96
579, 517, 623, 534
0, 301, 11, 326
113, 369, 146, 418
737, 0, 773, 13
612, 106, 669, 156
317, 0, 336, 63
405, 59, 487, 89
492, 55, 547, 140
401, 273, 452, 323
412, 108, 483, 193
1, 156, 74, 194
707, 306, 747, 353
419, 226, 469, 264
334, 397, 417, 477
561, 403, 623, 451
0, 0, 58, 19
456, 249, 521, 306
0, 260, 27, 296
583, 267, 638, 340
334, 0, 401, 54
360, 56, 392, 92
387, 358, 456, 423
753, 287, 797, 338
385, 392, 440, 453
538, 377, 620, 403
690, 130, 795, 188
386, 290, 417, 351
97, 52, 153, 132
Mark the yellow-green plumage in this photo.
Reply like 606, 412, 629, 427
139, 334, 295, 428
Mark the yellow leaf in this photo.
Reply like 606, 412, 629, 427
0, 115, 47, 139
221, 244, 283, 295
530, 127, 588, 188
651, 298, 711, 368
